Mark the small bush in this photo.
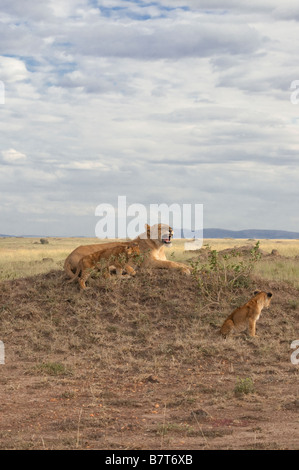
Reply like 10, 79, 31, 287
35, 362, 72, 376
234, 377, 255, 396
190, 242, 261, 303
40, 238, 49, 244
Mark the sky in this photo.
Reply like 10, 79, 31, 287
1, 0, 299, 237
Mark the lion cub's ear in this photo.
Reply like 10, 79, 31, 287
254, 290, 261, 295
267, 292, 273, 298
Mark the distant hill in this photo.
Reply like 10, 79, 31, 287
1, 229, 299, 240
175, 228, 299, 239
0, 234, 44, 238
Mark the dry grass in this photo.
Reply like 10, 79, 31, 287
173, 238, 299, 289
202, 238, 299, 257
2, 236, 299, 286
0, 237, 298, 449
0, 237, 120, 280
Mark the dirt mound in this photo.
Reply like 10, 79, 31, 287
0, 269, 298, 450
218, 246, 285, 259
218, 245, 267, 257
187, 244, 268, 263
188, 245, 284, 265
1, 268, 199, 320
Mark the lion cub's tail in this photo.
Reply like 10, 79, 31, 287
66, 265, 80, 284
220, 318, 235, 337
64, 259, 76, 279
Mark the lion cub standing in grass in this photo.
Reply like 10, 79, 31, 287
220, 290, 273, 338
68, 242, 141, 290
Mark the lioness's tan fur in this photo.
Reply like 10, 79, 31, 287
68, 242, 141, 290
64, 224, 191, 279
220, 290, 273, 337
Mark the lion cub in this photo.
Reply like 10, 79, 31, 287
220, 290, 273, 338
68, 242, 140, 290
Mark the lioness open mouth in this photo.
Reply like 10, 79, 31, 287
162, 231, 173, 245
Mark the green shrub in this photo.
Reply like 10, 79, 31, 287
234, 377, 255, 396
190, 242, 261, 303
35, 362, 72, 376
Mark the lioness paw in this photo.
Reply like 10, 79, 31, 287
181, 266, 191, 275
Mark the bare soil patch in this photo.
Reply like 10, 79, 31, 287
0, 268, 298, 450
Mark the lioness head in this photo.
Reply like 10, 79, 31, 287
143, 223, 174, 246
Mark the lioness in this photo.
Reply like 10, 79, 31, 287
64, 223, 191, 279
68, 242, 141, 290
220, 290, 273, 338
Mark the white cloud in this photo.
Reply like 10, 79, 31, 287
1, 148, 27, 163
0, 56, 29, 82
58, 161, 112, 170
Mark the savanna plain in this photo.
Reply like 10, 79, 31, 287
0, 236, 298, 450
